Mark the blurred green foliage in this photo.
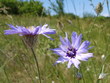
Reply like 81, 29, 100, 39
95, 16, 107, 21
83, 12, 95, 18
0, 0, 46, 16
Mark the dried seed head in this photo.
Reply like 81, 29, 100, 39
95, 2, 103, 15
0, 6, 10, 15
76, 72, 82, 80
66, 19, 73, 24
98, 73, 107, 80
52, 81, 55, 83
57, 21, 64, 29
101, 54, 105, 60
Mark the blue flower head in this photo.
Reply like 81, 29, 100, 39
5, 24, 56, 47
51, 32, 93, 69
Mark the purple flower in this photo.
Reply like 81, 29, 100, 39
51, 32, 93, 69
4, 24, 56, 40
4, 24, 56, 47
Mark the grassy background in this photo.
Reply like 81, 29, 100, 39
0, 15, 110, 83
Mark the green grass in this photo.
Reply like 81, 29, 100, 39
0, 15, 110, 83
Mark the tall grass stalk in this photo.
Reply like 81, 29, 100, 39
3, 67, 10, 83
17, 55, 35, 83
106, 0, 110, 16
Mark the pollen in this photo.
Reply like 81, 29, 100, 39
28, 26, 35, 32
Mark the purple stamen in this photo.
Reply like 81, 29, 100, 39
67, 48, 77, 58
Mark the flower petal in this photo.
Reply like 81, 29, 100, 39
7, 24, 17, 29
42, 34, 54, 40
74, 34, 82, 50
71, 58, 80, 69
71, 32, 77, 47
20, 27, 30, 35
77, 49, 88, 54
78, 41, 90, 50
67, 60, 72, 68
77, 41, 91, 53
34, 26, 40, 34
4, 30, 21, 35
54, 57, 69, 65
51, 47, 66, 57
87, 46, 94, 50
60, 36, 67, 45
76, 53, 93, 61
59, 45, 68, 52
41, 24, 48, 30
53, 50, 66, 57
64, 32, 71, 48
43, 29, 56, 34
38, 24, 56, 34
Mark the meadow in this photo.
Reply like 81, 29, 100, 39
0, 15, 110, 83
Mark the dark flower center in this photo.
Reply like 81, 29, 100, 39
66, 48, 77, 58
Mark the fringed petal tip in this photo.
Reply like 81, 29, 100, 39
42, 34, 54, 40
50, 38, 54, 40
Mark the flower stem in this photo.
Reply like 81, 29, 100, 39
31, 47, 41, 83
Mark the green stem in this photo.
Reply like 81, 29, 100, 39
4, 67, 10, 83
31, 47, 41, 83
96, 79, 100, 83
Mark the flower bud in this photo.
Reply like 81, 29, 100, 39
76, 72, 82, 80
